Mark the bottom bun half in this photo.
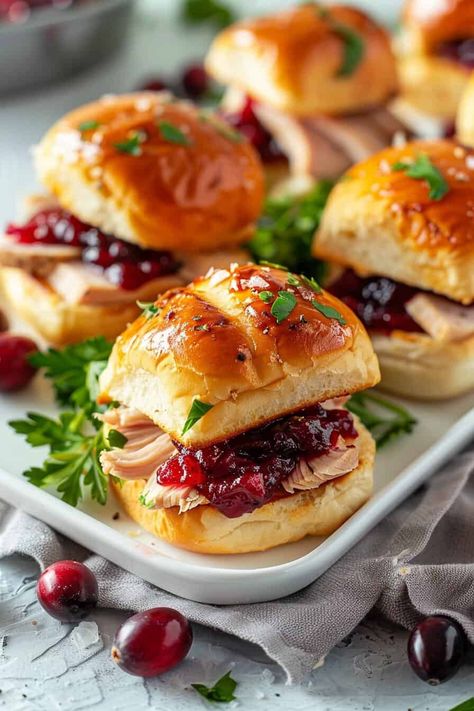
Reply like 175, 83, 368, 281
372, 331, 474, 400
110, 419, 375, 555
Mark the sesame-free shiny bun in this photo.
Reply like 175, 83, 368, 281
314, 140, 474, 304
403, 0, 474, 54
99, 264, 380, 447
205, 4, 398, 117
35, 93, 265, 252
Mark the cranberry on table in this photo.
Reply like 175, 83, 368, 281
36, 560, 98, 622
0, 334, 37, 392
112, 607, 193, 677
407, 615, 467, 685
181, 63, 208, 99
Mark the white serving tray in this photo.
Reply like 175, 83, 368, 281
0, 377, 473, 604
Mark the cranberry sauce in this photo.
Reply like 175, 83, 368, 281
156, 405, 357, 518
6, 209, 179, 290
438, 38, 474, 69
329, 269, 424, 334
222, 96, 285, 163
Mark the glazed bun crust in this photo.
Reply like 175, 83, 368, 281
403, 0, 474, 54
35, 93, 264, 252
205, 5, 397, 117
111, 418, 375, 554
372, 330, 474, 399
0, 267, 152, 346
99, 264, 380, 447
314, 140, 474, 304
457, 73, 474, 146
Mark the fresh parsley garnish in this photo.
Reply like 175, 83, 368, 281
250, 182, 333, 283
260, 260, 288, 271
314, 4, 365, 76
259, 291, 274, 303
392, 153, 449, 201
114, 131, 146, 156
138, 493, 155, 509
29, 337, 113, 417
448, 699, 474, 711
347, 391, 417, 448
311, 300, 346, 325
137, 300, 161, 319
182, 399, 214, 435
181, 0, 235, 28
158, 121, 192, 146
271, 291, 297, 324
192, 671, 238, 703
301, 274, 322, 294
9, 411, 125, 506
287, 274, 300, 286
78, 120, 101, 132
107, 429, 128, 449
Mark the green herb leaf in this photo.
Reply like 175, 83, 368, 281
259, 291, 274, 303
78, 120, 101, 132
250, 181, 333, 284
138, 493, 155, 509
107, 429, 128, 449
29, 337, 113, 417
347, 391, 417, 448
271, 291, 297, 324
9, 411, 110, 506
192, 671, 237, 703
181, 0, 235, 28
392, 153, 449, 201
137, 300, 161, 319
333, 23, 365, 77
182, 399, 214, 435
448, 699, 474, 711
259, 260, 288, 271
301, 274, 322, 294
158, 121, 192, 146
311, 299, 346, 325
114, 131, 146, 156
287, 274, 300, 286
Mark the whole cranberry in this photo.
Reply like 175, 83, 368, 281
408, 615, 467, 685
111, 607, 193, 677
37, 560, 98, 622
0, 334, 37, 392
140, 77, 169, 93
181, 64, 209, 99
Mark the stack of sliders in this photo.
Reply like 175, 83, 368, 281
205, 3, 404, 194
394, 0, 474, 132
98, 263, 380, 554
0, 93, 264, 345
313, 139, 474, 399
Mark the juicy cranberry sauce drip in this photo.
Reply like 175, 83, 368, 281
329, 269, 424, 334
222, 96, 285, 163
6, 209, 179, 290
438, 38, 474, 69
156, 405, 357, 519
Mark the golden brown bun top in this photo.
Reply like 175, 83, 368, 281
404, 0, 474, 53
205, 4, 397, 116
35, 93, 265, 252
340, 140, 474, 255
99, 264, 378, 446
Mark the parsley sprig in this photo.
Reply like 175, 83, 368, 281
10, 338, 123, 506
192, 671, 237, 703
181, 0, 235, 28
392, 153, 449, 201
250, 181, 333, 283
182, 399, 214, 435
448, 699, 474, 711
347, 390, 417, 449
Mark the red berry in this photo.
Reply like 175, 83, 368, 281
407, 616, 467, 685
111, 607, 193, 677
36, 560, 98, 622
181, 64, 208, 99
0, 334, 37, 392
140, 77, 169, 93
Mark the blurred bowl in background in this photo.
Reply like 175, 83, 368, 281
0, 0, 134, 95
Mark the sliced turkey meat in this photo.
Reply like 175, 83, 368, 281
0, 234, 80, 277
283, 437, 359, 494
405, 293, 474, 342
141, 475, 209, 513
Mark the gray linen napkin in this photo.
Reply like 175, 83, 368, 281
1, 448, 473, 684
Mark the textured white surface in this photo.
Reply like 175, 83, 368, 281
1, 555, 474, 710
1, 1, 474, 708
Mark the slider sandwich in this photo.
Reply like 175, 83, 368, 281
313, 139, 474, 399
456, 72, 474, 146
394, 0, 474, 130
0, 93, 264, 345
98, 263, 380, 554
205, 3, 403, 194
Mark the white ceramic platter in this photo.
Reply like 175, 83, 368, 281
0, 378, 473, 604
